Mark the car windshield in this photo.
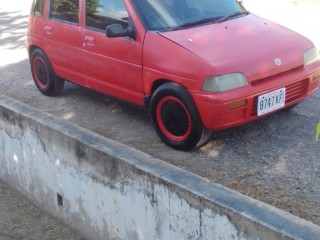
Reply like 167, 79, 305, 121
131, 0, 247, 31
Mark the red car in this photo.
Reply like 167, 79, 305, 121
28, 0, 320, 150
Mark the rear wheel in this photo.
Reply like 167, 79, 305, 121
30, 49, 64, 96
150, 83, 212, 151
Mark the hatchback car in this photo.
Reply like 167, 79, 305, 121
28, 0, 320, 150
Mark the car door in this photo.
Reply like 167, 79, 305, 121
44, 0, 87, 86
82, 0, 144, 105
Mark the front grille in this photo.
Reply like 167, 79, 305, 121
250, 79, 308, 116
251, 65, 303, 86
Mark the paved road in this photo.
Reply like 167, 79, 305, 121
0, 0, 320, 238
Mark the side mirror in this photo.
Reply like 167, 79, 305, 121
106, 24, 135, 40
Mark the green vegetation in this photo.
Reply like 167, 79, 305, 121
51, 0, 79, 13
50, 0, 101, 14
86, 0, 102, 15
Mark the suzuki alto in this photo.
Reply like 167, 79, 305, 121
28, 0, 320, 150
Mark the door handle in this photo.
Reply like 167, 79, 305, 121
84, 36, 95, 45
44, 26, 53, 34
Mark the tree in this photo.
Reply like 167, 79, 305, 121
51, 0, 79, 13
50, 0, 101, 14
87, 0, 102, 15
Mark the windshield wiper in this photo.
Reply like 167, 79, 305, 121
171, 16, 223, 31
216, 11, 249, 23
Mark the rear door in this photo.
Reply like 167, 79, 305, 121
82, 0, 144, 105
28, 0, 46, 49
44, 0, 87, 86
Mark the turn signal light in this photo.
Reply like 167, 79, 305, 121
312, 71, 320, 82
228, 99, 247, 110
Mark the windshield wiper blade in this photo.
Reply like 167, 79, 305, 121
216, 11, 249, 23
171, 16, 223, 31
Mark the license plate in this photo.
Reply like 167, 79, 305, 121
257, 88, 286, 116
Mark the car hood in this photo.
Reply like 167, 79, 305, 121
159, 14, 313, 81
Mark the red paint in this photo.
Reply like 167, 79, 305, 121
28, 0, 320, 134
32, 56, 49, 90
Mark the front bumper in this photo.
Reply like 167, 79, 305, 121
190, 63, 320, 130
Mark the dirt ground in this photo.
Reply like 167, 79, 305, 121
0, 180, 84, 240
0, 0, 320, 239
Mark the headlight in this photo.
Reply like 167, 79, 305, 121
202, 73, 248, 92
304, 47, 320, 66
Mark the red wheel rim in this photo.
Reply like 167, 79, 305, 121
32, 56, 49, 90
156, 96, 191, 142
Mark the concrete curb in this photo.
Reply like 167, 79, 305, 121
1, 93, 320, 240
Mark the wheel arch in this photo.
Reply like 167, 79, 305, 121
28, 45, 39, 57
28, 45, 47, 62
144, 79, 188, 108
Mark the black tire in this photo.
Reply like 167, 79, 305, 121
150, 83, 212, 151
30, 49, 65, 96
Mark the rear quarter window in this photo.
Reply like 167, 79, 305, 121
31, 0, 45, 17
49, 0, 79, 25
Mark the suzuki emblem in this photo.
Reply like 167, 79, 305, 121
274, 58, 282, 66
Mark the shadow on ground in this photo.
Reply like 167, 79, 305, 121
0, 11, 29, 49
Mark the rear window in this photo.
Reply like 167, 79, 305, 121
31, 0, 45, 17
49, 0, 79, 25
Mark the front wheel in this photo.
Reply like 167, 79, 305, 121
150, 83, 212, 151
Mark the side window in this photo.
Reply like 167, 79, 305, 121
86, 0, 129, 31
49, 0, 79, 25
31, 0, 45, 17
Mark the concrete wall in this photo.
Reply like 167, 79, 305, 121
1, 93, 320, 240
